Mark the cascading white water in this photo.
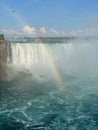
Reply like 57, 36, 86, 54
6, 43, 67, 80
7, 43, 66, 66
6, 40, 98, 81
6, 42, 98, 69
6, 42, 75, 81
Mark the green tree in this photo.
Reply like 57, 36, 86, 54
0, 34, 5, 40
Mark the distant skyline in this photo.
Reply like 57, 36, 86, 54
0, 0, 98, 37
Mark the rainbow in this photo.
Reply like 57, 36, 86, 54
36, 37, 64, 92
3, 4, 65, 92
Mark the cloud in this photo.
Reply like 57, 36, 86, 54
49, 29, 60, 36
60, 31, 67, 36
39, 27, 47, 35
2, 25, 98, 37
69, 31, 77, 36
49, 29, 67, 37
23, 25, 37, 35
75, 28, 98, 37
23, 26, 67, 37
65, 27, 98, 37
2, 29, 24, 35
1, 25, 74, 37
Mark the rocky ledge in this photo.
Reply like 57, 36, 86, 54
0, 34, 9, 80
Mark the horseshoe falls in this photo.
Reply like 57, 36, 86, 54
0, 38, 98, 130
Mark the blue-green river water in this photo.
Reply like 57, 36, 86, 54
0, 38, 98, 130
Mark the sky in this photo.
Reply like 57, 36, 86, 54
0, 0, 98, 37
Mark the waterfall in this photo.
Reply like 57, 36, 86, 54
7, 43, 67, 66
5, 43, 68, 81
3, 41, 98, 80
6, 42, 98, 68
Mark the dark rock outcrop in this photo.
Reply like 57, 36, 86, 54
0, 35, 9, 80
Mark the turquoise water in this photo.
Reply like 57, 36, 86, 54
0, 38, 98, 130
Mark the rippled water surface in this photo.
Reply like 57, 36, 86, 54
0, 38, 98, 130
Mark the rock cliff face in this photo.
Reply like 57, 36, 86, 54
0, 35, 8, 80
0, 43, 7, 80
